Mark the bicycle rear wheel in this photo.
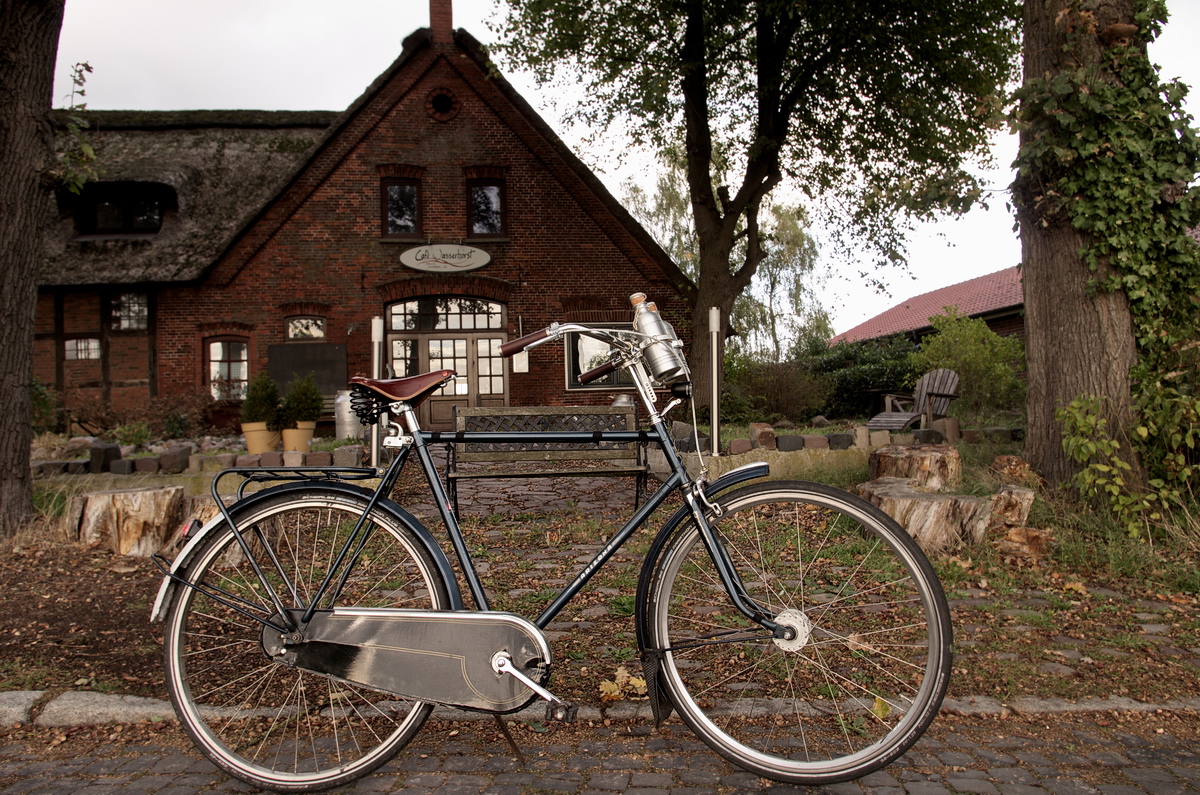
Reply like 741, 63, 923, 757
162, 487, 450, 792
644, 481, 951, 784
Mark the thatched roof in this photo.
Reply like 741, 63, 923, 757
40, 28, 690, 297
41, 111, 337, 287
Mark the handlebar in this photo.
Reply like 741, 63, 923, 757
499, 326, 553, 357
578, 360, 618, 384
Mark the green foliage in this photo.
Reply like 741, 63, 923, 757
494, 0, 1020, 258
1011, 1, 1200, 518
31, 379, 62, 434
240, 372, 282, 429
1057, 396, 1161, 537
280, 373, 324, 428
908, 307, 1025, 418
720, 351, 829, 424
495, 0, 1020, 399
111, 421, 151, 447
623, 151, 828, 362
797, 335, 917, 419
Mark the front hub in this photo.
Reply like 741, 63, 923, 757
771, 608, 813, 652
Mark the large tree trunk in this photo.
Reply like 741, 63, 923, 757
1014, 0, 1141, 488
0, 1, 66, 537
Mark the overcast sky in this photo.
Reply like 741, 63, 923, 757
53, 1, 1200, 334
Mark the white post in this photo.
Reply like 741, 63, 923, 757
370, 316, 384, 469
709, 307, 721, 457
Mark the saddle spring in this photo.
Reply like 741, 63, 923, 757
349, 385, 392, 426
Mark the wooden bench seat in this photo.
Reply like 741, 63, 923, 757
446, 406, 647, 517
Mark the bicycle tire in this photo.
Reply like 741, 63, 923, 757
163, 487, 451, 792
644, 480, 952, 784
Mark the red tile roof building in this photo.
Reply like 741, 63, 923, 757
832, 266, 1024, 344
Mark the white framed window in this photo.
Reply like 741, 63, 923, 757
206, 337, 249, 399
65, 338, 101, 360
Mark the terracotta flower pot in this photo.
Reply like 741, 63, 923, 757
241, 421, 281, 455
282, 421, 317, 452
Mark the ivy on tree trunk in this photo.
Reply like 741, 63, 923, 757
1012, 0, 1200, 514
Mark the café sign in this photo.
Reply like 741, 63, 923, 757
399, 244, 491, 273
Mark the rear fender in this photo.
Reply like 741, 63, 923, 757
150, 481, 461, 622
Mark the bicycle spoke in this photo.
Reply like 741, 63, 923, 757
165, 490, 448, 790
648, 482, 951, 785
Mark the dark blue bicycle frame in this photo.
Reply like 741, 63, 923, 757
171, 406, 781, 641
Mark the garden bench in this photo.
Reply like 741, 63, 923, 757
445, 405, 647, 517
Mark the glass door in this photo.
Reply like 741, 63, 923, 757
387, 298, 507, 430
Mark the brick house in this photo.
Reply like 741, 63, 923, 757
830, 266, 1025, 345
36, 8, 689, 431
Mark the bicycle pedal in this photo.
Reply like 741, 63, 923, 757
546, 702, 578, 723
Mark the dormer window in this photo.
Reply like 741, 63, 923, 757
64, 181, 176, 237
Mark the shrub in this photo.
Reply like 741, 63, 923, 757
798, 335, 917, 419
280, 373, 324, 428
112, 421, 152, 447
908, 307, 1025, 418
240, 372, 282, 430
721, 353, 829, 424
32, 379, 62, 433
143, 390, 217, 438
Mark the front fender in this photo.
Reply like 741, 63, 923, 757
150, 480, 462, 623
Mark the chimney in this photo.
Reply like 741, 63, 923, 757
430, 0, 453, 43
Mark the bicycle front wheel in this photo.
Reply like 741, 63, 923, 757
163, 487, 451, 792
645, 481, 952, 784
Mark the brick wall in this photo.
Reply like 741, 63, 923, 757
37, 34, 687, 424
155, 38, 684, 411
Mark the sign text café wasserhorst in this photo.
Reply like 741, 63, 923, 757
400, 244, 491, 273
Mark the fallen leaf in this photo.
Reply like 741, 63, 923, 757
599, 680, 623, 702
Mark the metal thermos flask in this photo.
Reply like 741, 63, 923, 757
630, 293, 689, 383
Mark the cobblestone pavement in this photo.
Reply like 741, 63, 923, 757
2, 709, 1199, 794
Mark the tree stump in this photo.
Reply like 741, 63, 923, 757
858, 478, 991, 555
868, 444, 962, 491
64, 486, 184, 557
857, 478, 1037, 557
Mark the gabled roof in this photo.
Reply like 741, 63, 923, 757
832, 266, 1023, 344
205, 27, 690, 294
41, 28, 690, 296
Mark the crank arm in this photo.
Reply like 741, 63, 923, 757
491, 652, 578, 722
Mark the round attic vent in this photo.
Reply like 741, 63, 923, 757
426, 88, 460, 121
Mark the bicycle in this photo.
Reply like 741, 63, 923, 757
151, 293, 952, 792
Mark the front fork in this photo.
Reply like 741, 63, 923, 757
650, 415, 790, 642
680, 479, 792, 641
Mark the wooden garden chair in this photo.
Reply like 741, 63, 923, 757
867, 369, 960, 431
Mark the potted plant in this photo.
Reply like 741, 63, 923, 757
280, 372, 324, 452
239, 372, 281, 454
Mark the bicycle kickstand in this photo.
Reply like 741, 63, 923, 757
492, 652, 579, 723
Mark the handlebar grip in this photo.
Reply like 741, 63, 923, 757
500, 327, 552, 357
578, 360, 618, 384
